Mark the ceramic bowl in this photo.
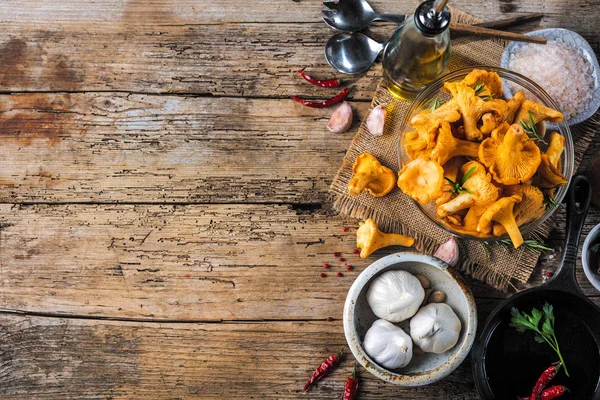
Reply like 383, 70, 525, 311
500, 28, 600, 126
343, 252, 477, 386
582, 223, 600, 292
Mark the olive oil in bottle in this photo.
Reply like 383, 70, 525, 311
382, 0, 451, 100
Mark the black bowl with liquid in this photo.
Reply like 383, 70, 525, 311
472, 176, 600, 400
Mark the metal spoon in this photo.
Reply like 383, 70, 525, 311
325, 32, 385, 74
322, 0, 406, 32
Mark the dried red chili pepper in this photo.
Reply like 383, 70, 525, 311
298, 69, 340, 88
540, 386, 569, 400
343, 364, 359, 400
302, 348, 344, 392
292, 88, 349, 108
530, 362, 561, 400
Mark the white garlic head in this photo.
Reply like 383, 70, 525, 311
409, 303, 462, 354
367, 270, 425, 322
363, 319, 413, 369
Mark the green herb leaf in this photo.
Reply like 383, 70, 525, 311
591, 243, 600, 253
543, 190, 559, 210
534, 335, 546, 344
429, 97, 444, 112
461, 166, 476, 185
510, 302, 569, 377
500, 239, 553, 253
473, 81, 485, 95
520, 111, 547, 144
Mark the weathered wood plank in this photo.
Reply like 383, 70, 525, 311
0, 93, 368, 203
0, 1, 596, 98
0, 203, 597, 321
0, 306, 493, 399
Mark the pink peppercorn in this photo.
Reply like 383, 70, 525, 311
346, 265, 352, 270
343, 227, 349, 232
337, 272, 343, 277
323, 263, 330, 269
320, 273, 326, 278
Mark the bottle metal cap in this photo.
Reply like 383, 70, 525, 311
414, 0, 451, 36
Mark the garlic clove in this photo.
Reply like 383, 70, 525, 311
433, 237, 460, 267
366, 104, 386, 136
421, 288, 433, 306
327, 101, 353, 133
415, 274, 431, 289
428, 290, 446, 304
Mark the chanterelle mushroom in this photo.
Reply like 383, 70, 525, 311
436, 161, 500, 218
397, 157, 445, 205
545, 132, 566, 167
430, 121, 481, 166
535, 132, 567, 189
356, 219, 414, 258
493, 184, 545, 236
436, 157, 466, 208
477, 194, 524, 248
444, 205, 490, 238
409, 99, 461, 152
514, 99, 563, 125
479, 123, 541, 185
348, 152, 396, 197
444, 82, 508, 141
460, 69, 503, 98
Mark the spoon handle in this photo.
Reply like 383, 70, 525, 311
372, 13, 407, 25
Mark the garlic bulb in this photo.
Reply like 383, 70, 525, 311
367, 270, 425, 322
410, 303, 461, 354
363, 319, 413, 369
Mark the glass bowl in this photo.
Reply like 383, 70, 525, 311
396, 66, 574, 242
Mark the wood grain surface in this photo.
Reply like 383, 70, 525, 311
0, 0, 598, 398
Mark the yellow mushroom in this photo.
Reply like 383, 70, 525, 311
436, 157, 466, 208
459, 69, 503, 98
493, 184, 545, 236
514, 99, 564, 125
409, 99, 461, 151
397, 157, 445, 205
444, 82, 508, 142
444, 205, 490, 238
348, 153, 396, 197
477, 194, 524, 247
479, 123, 541, 185
534, 132, 567, 190
356, 219, 414, 258
430, 121, 481, 166
437, 161, 500, 218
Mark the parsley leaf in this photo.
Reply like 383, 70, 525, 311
510, 303, 569, 377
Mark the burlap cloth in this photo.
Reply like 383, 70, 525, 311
329, 9, 600, 292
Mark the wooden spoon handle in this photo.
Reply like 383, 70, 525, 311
474, 13, 544, 29
449, 22, 547, 44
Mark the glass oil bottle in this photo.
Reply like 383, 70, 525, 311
382, 0, 451, 100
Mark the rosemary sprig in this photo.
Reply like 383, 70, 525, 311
591, 243, 600, 253
429, 97, 444, 112
500, 239, 553, 253
543, 190, 559, 210
472, 81, 495, 100
473, 81, 485, 95
510, 303, 570, 377
444, 166, 476, 195
520, 111, 547, 144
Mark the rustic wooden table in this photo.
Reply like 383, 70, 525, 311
0, 0, 598, 398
